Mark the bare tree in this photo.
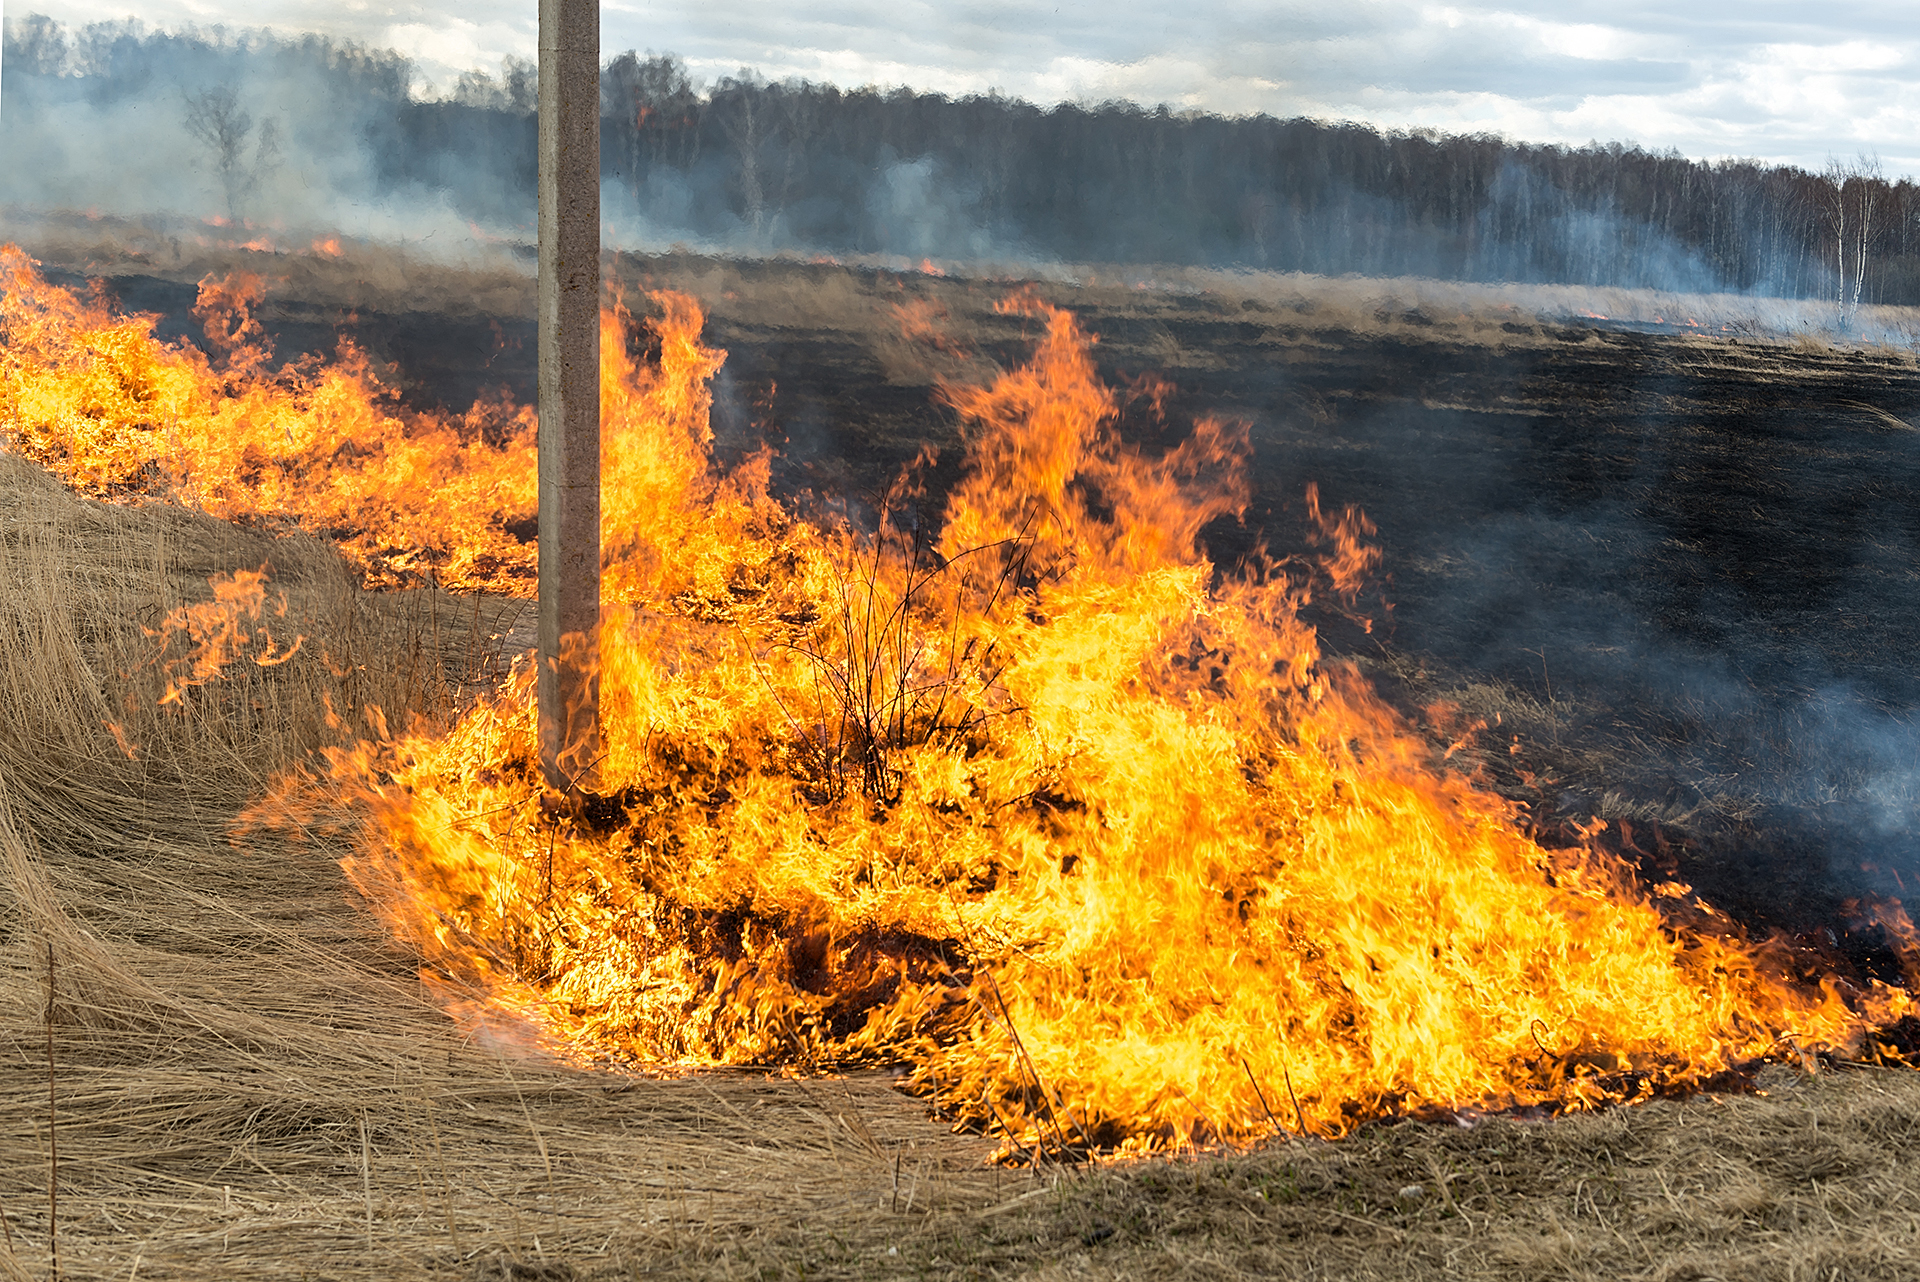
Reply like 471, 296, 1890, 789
770, 80, 817, 221
453, 55, 536, 113
713, 71, 770, 242
183, 85, 279, 219
1821, 153, 1884, 326
602, 52, 700, 206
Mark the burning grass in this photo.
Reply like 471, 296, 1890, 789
0, 467, 1917, 1282
2, 241, 1920, 1276
0, 446, 1002, 1279
4, 242, 1917, 1158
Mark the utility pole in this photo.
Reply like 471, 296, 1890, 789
537, 0, 600, 794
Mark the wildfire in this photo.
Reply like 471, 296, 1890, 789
2, 244, 1914, 1154
0, 245, 539, 590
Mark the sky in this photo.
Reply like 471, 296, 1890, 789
11, 0, 1920, 177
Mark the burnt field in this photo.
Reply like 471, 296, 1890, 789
64, 247, 1920, 938
7, 242, 1920, 1280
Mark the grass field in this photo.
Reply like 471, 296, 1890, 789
4, 235, 1920, 1278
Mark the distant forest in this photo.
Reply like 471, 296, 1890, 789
7, 16, 1920, 307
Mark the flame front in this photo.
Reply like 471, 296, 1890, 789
2, 245, 1911, 1152
0, 245, 539, 590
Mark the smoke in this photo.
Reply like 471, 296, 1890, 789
1477, 160, 1729, 295
0, 17, 512, 254
862, 154, 1024, 262
1337, 390, 1920, 922
0, 18, 1026, 267
8, 12, 1920, 929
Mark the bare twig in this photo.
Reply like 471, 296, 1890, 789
419, 1088, 461, 1251
506, 1069, 555, 1193
981, 1090, 1039, 1169
1240, 1056, 1289, 1140
1281, 1059, 1308, 1138
979, 973, 1093, 1160
358, 1110, 374, 1253
1530, 1018, 1557, 1059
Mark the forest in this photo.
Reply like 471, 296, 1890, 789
5, 13, 1920, 307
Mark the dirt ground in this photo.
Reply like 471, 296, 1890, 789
5, 237, 1920, 1278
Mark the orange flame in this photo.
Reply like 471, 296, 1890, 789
5, 243, 1913, 1154
278, 292, 1914, 1152
146, 567, 304, 707
0, 245, 539, 590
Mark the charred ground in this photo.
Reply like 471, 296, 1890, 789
56, 248, 1920, 951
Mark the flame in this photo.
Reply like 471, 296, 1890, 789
0, 244, 539, 590
147, 566, 304, 706
312, 237, 344, 257
4, 243, 1914, 1154
276, 286, 1915, 1151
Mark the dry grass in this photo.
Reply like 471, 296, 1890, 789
0, 451, 1006, 1279
20, 213, 1920, 362
0, 208, 537, 320
920, 1062, 1920, 1281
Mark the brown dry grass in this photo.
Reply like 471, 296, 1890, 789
0, 209, 537, 320
0, 451, 1006, 1280
922, 1061, 1920, 1280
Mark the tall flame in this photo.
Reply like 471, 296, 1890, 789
2, 244, 1911, 1153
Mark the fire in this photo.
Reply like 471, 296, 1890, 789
3, 244, 1914, 1154
148, 566, 305, 707
0, 245, 539, 590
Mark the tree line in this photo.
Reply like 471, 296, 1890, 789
7, 15, 1919, 309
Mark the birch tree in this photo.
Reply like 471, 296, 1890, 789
1823, 154, 1884, 325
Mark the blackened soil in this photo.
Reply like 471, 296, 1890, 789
74, 255, 1920, 944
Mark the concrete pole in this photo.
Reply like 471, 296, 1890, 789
537, 0, 600, 794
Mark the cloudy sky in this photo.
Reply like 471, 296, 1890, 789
15, 0, 1920, 176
